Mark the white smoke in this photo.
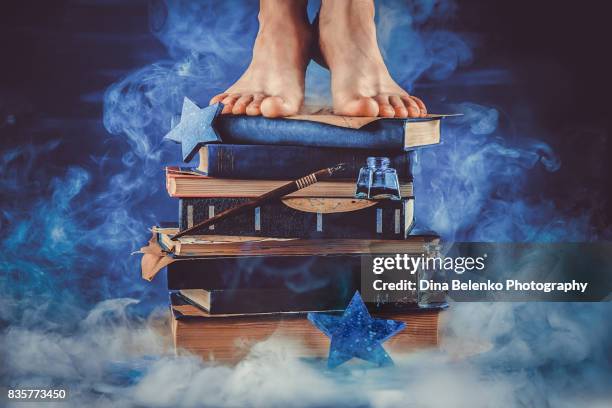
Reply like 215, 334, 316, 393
3, 300, 610, 407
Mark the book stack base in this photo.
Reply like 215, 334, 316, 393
170, 294, 441, 364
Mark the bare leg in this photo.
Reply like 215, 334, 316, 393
209, 0, 310, 118
318, 0, 427, 118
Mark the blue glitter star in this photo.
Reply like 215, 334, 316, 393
308, 291, 406, 368
164, 97, 223, 162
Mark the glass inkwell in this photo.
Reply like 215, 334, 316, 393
355, 157, 401, 200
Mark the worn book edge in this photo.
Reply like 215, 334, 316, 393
153, 226, 439, 256
287, 109, 459, 129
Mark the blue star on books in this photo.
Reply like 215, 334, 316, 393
307, 291, 406, 368
164, 97, 224, 162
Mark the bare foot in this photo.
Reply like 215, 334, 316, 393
318, 0, 427, 118
209, 0, 310, 118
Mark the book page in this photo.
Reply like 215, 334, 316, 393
287, 109, 456, 129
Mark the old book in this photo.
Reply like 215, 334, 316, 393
178, 197, 415, 239
216, 115, 440, 151
170, 293, 442, 363
166, 167, 413, 198
165, 99, 446, 155
167, 255, 360, 290
166, 255, 424, 309
153, 226, 439, 257
217, 112, 444, 150
197, 144, 413, 180
178, 286, 353, 315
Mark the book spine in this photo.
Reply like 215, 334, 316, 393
203, 145, 412, 180
178, 198, 415, 239
167, 255, 361, 290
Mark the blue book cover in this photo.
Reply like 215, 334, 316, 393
198, 144, 413, 180
165, 98, 445, 162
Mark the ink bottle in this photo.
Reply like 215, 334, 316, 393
355, 157, 401, 200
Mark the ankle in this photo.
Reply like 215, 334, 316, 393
259, 0, 309, 27
318, 0, 380, 68
257, 6, 311, 47
319, 0, 375, 27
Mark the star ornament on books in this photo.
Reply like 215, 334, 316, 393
164, 97, 224, 162
308, 291, 406, 368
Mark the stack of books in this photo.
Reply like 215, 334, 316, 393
145, 112, 447, 363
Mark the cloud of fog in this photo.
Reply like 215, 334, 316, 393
2, 299, 610, 407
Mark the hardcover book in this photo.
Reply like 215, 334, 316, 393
167, 255, 360, 290
165, 167, 413, 198
177, 287, 353, 315
170, 293, 442, 363
178, 197, 415, 239
167, 256, 426, 310
215, 113, 442, 150
196, 144, 413, 180
165, 99, 447, 159
153, 226, 440, 257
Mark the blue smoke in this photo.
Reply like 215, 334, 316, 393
103, 0, 606, 244
0, 0, 610, 406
